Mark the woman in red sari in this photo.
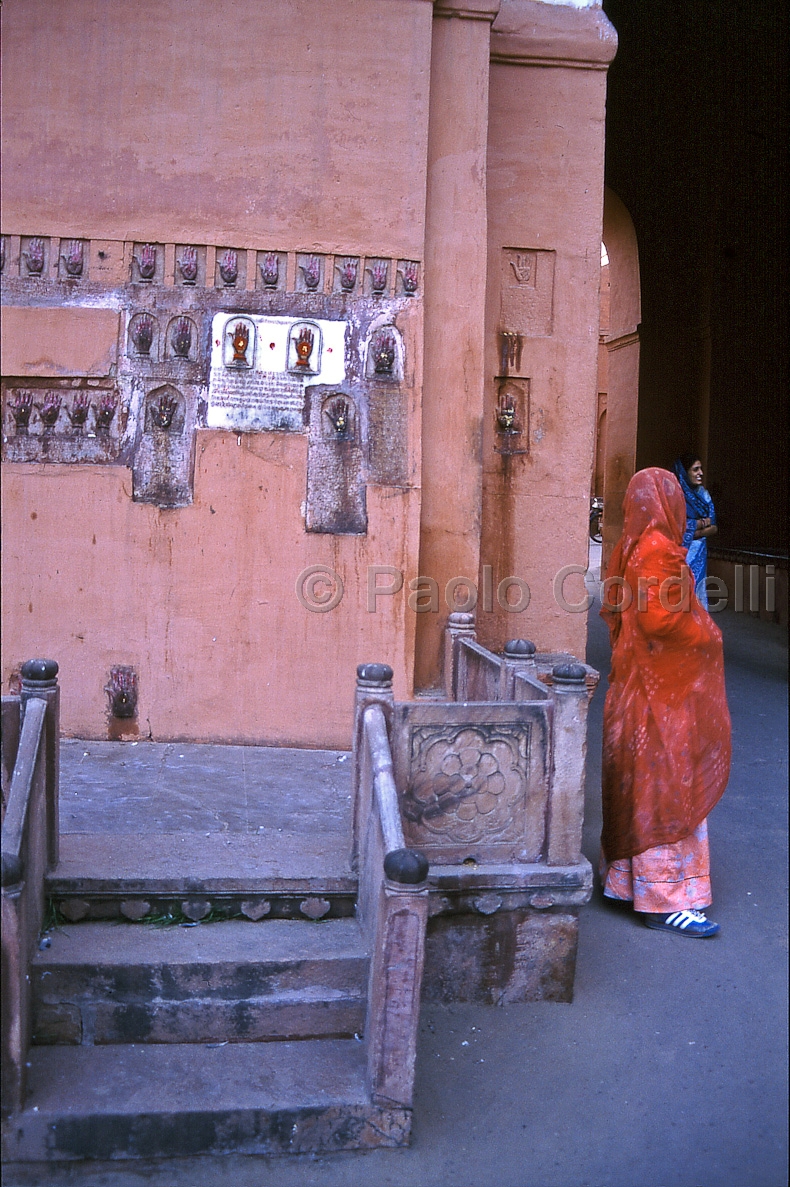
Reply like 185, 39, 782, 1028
600, 468, 731, 936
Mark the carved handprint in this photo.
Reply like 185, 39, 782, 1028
372, 330, 396, 374
94, 393, 118, 430
230, 321, 250, 363
300, 256, 321, 290
219, 250, 238, 285
294, 326, 314, 368
131, 314, 155, 355
8, 390, 34, 430
136, 244, 157, 280
260, 253, 279, 288
151, 391, 179, 430
177, 246, 198, 283
509, 254, 532, 284
368, 259, 388, 293
67, 392, 92, 428
400, 261, 419, 294
62, 240, 84, 277
337, 258, 357, 291
171, 317, 192, 359
325, 397, 350, 435
36, 392, 63, 428
23, 238, 45, 275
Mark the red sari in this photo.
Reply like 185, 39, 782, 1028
600, 468, 731, 866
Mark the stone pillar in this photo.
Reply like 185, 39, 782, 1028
601, 188, 641, 572
442, 610, 477, 700
547, 662, 588, 865
480, 1, 618, 660
415, 0, 501, 690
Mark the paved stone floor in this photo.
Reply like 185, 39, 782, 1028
6, 601, 788, 1187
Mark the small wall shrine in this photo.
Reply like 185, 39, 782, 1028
207, 314, 347, 433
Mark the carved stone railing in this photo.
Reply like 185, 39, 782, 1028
1, 660, 60, 1119
352, 664, 428, 1110
353, 614, 598, 1010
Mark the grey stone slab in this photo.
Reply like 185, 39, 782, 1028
58, 740, 353, 837
49, 834, 356, 893
5, 1042, 410, 1159
86, 997, 366, 1045
33, 919, 366, 967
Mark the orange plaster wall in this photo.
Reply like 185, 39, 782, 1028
0, 307, 121, 378
480, 8, 615, 657
1, 0, 431, 747
2, 436, 420, 747
1, 0, 433, 258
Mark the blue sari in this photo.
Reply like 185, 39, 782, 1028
673, 461, 716, 609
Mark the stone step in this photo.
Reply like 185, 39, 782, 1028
46, 833, 358, 922
3, 1041, 410, 1161
32, 919, 368, 1046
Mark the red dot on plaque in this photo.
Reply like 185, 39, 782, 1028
215, 340, 220, 346
270, 342, 275, 349
327, 347, 333, 353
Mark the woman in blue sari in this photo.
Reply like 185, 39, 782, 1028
673, 453, 718, 608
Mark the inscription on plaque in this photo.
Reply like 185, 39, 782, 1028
207, 313, 347, 432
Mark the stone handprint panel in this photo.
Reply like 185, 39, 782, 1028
2, 380, 123, 464
392, 702, 552, 864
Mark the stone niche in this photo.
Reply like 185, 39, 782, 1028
305, 384, 367, 535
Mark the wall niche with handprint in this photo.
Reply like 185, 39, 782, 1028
287, 322, 322, 375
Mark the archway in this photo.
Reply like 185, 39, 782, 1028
598, 187, 641, 569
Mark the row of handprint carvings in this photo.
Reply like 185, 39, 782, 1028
1, 236, 420, 297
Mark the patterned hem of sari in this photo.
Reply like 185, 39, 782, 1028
599, 820, 712, 913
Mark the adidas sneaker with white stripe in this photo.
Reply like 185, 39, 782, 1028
642, 909, 720, 937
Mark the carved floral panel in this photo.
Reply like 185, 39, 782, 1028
402, 724, 529, 845
393, 703, 552, 863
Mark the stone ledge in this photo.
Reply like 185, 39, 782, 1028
491, 0, 617, 69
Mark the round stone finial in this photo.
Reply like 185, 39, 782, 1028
383, 848, 429, 885
20, 658, 59, 684
447, 612, 475, 627
357, 663, 393, 685
552, 662, 587, 685
504, 639, 536, 658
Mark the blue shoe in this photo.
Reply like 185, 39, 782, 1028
643, 909, 719, 937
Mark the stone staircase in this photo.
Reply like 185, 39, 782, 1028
10, 916, 404, 1161
2, 662, 429, 1161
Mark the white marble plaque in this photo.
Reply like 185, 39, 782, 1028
207, 314, 347, 432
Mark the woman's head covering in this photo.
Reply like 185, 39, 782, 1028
602, 467, 686, 639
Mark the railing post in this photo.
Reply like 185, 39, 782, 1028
20, 660, 59, 871
546, 663, 589, 865
351, 664, 394, 872
366, 852, 429, 1108
443, 611, 476, 700
500, 638, 537, 700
